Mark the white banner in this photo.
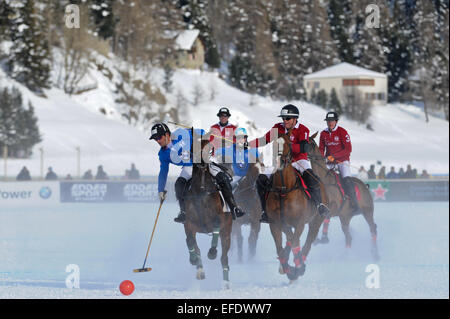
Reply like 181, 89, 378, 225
0, 181, 60, 206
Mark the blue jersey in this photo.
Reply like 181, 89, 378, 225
157, 128, 204, 192
215, 145, 259, 177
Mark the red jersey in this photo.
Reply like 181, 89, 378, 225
319, 125, 352, 162
249, 121, 310, 161
209, 122, 237, 154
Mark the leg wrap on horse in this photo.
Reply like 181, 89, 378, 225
175, 177, 188, 212
256, 174, 270, 211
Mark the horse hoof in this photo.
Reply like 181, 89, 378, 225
222, 280, 231, 290
196, 269, 205, 280
286, 268, 298, 281
279, 264, 285, 275
207, 248, 217, 260
296, 264, 306, 277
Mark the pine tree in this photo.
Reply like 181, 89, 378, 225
90, 0, 116, 40
8, 0, 51, 94
328, 88, 343, 114
0, 87, 41, 158
327, 0, 354, 62
180, 0, 220, 68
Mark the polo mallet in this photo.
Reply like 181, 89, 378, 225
133, 191, 166, 273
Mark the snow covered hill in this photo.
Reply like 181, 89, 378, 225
1, 61, 448, 179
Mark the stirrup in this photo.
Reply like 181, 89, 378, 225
174, 211, 186, 223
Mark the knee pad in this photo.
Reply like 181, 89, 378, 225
256, 174, 270, 189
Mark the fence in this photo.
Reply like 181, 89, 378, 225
0, 179, 448, 207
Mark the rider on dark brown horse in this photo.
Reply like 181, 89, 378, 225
319, 111, 362, 215
249, 104, 330, 223
150, 123, 245, 224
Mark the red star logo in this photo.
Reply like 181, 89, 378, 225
372, 183, 388, 200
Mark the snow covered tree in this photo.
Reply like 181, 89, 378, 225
0, 87, 41, 158
179, 0, 220, 68
90, 0, 116, 40
7, 0, 51, 95
328, 88, 343, 115
327, 0, 354, 63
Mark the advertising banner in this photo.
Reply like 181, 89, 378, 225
60, 181, 176, 203
367, 180, 449, 201
0, 181, 60, 206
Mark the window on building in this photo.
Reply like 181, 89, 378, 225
378, 92, 385, 100
343, 79, 375, 86
314, 82, 320, 89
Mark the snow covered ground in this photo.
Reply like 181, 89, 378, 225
0, 201, 448, 299
1, 66, 449, 180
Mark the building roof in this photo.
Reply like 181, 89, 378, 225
174, 29, 200, 50
304, 62, 387, 80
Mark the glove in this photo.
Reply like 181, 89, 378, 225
327, 155, 335, 163
158, 191, 167, 203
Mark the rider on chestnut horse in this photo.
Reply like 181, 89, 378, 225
249, 104, 330, 223
319, 111, 362, 215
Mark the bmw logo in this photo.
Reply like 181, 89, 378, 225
39, 187, 52, 199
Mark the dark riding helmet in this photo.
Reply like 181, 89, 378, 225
278, 104, 299, 118
217, 107, 231, 117
324, 111, 339, 121
149, 123, 170, 140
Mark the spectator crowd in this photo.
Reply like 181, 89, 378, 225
358, 164, 430, 181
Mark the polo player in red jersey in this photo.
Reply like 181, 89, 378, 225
249, 104, 330, 223
319, 111, 362, 215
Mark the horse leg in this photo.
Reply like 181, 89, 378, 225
362, 204, 379, 261
291, 222, 307, 280
271, 224, 296, 280
208, 227, 220, 260
185, 230, 205, 280
233, 224, 244, 263
339, 213, 352, 249
303, 214, 326, 263
248, 219, 261, 260
220, 220, 232, 289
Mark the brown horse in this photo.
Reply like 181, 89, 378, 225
232, 162, 262, 262
304, 132, 379, 261
183, 136, 233, 288
265, 133, 326, 282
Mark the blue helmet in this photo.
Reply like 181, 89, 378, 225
235, 127, 248, 137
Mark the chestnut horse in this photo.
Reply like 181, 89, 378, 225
304, 132, 379, 261
183, 135, 233, 288
232, 162, 262, 262
265, 133, 326, 282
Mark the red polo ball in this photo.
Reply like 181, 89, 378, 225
119, 280, 135, 296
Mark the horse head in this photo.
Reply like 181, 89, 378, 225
275, 132, 292, 171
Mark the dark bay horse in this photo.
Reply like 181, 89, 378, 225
305, 132, 379, 261
232, 162, 262, 262
183, 135, 233, 288
266, 133, 326, 282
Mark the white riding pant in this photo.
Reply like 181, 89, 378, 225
327, 160, 351, 178
179, 166, 193, 180
291, 159, 312, 174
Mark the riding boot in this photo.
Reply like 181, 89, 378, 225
174, 177, 188, 223
303, 169, 330, 217
216, 172, 245, 219
343, 177, 362, 215
256, 174, 270, 223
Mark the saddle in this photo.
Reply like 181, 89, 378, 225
331, 171, 361, 201
265, 170, 311, 199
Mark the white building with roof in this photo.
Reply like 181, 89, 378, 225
304, 62, 388, 106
